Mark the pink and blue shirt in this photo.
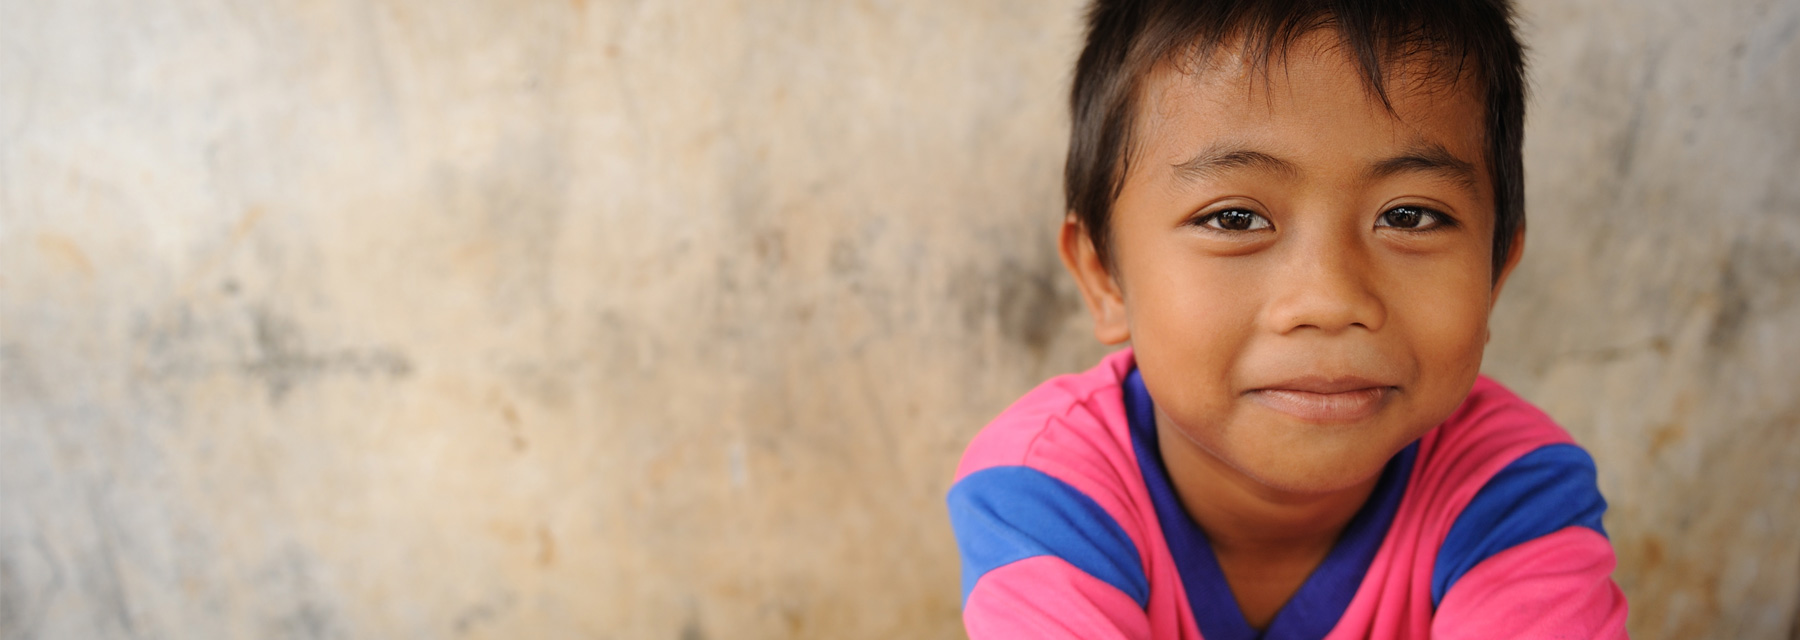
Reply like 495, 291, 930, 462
948, 349, 1628, 638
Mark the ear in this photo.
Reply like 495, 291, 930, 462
1059, 215, 1131, 345
1490, 224, 1527, 305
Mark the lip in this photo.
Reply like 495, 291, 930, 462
1247, 376, 1395, 423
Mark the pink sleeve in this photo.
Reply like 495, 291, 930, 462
1432, 526, 1629, 639
965, 555, 1152, 640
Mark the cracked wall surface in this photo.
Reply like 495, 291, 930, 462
1, 1, 1796, 638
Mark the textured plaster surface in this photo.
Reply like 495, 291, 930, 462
0, 0, 1795, 638
1489, 1, 1800, 638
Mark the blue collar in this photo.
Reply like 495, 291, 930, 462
1123, 369, 1416, 640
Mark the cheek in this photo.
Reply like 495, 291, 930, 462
1119, 249, 1266, 438
1392, 262, 1495, 405
1121, 251, 1261, 380
1412, 292, 1488, 356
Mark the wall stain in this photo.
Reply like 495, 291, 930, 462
244, 308, 414, 404
997, 260, 1072, 353
232, 206, 266, 244
131, 303, 414, 404
450, 591, 516, 636
1708, 258, 1751, 350
0, 343, 45, 404
1705, 233, 1800, 354
751, 228, 786, 268
678, 610, 707, 640
1741, 6, 1799, 82
273, 601, 339, 640
252, 545, 346, 640
0, 531, 65, 640
81, 486, 138, 638
175, 206, 267, 299
35, 233, 94, 278
1648, 422, 1687, 458
1791, 562, 1800, 640
537, 525, 557, 567
502, 402, 528, 452
1612, 45, 1666, 178
1534, 335, 1670, 375
954, 255, 1082, 355
1641, 534, 1665, 571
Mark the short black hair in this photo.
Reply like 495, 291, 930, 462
1065, 0, 1527, 280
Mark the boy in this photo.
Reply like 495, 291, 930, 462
946, 0, 1629, 638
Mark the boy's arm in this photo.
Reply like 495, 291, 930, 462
1432, 526, 1628, 639
949, 465, 1152, 639
1429, 444, 1630, 638
964, 556, 1153, 638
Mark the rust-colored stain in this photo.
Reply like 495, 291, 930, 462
452, 240, 496, 271
176, 205, 267, 297
486, 519, 526, 544
1641, 534, 1664, 571
537, 525, 557, 567
231, 206, 266, 243
502, 402, 527, 452
1648, 422, 1686, 457
36, 233, 94, 277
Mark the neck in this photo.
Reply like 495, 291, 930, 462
1152, 408, 1384, 630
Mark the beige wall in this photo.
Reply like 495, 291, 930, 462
1, 1, 1795, 638
1488, 0, 1800, 637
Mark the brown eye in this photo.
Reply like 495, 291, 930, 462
1200, 208, 1271, 232
1377, 206, 1446, 230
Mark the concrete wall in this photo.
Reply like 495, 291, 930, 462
1, 1, 1794, 638
1488, 0, 1800, 637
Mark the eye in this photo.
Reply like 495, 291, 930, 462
1197, 208, 1272, 232
1376, 205, 1451, 230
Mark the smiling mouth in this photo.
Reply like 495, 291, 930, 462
1247, 379, 1395, 423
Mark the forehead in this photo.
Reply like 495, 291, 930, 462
1129, 31, 1489, 188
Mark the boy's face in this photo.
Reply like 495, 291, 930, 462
1063, 33, 1522, 495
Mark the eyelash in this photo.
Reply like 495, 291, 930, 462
1191, 206, 1459, 232
1193, 208, 1272, 232
1376, 205, 1458, 231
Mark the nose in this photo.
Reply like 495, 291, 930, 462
1262, 235, 1387, 335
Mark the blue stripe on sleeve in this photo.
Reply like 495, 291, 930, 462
947, 465, 1148, 608
1431, 443, 1609, 606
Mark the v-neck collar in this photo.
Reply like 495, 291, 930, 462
1122, 368, 1416, 640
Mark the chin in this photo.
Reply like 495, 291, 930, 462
1233, 443, 1399, 496
1248, 469, 1379, 496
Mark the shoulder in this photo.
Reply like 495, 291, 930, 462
1431, 375, 1576, 459
946, 349, 1156, 608
953, 348, 1141, 486
1417, 376, 1613, 607
1413, 376, 1582, 504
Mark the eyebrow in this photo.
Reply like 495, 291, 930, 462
1368, 142, 1480, 191
1168, 141, 1481, 193
1170, 144, 1299, 184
